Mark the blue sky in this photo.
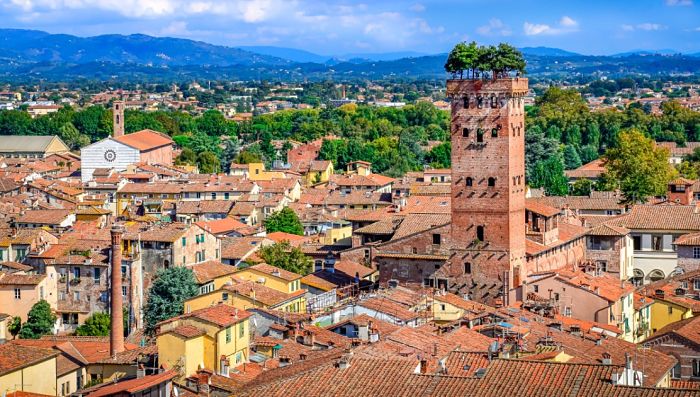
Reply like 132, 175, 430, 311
2, 0, 699, 55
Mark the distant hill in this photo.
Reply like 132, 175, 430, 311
611, 49, 682, 57
519, 47, 581, 57
0, 29, 289, 66
0, 29, 699, 82
237, 46, 329, 63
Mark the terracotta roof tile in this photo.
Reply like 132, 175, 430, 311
188, 260, 236, 284
113, 129, 173, 151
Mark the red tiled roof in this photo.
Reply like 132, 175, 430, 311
188, 260, 236, 284
86, 370, 177, 397
113, 129, 173, 151
196, 218, 249, 235
246, 263, 302, 281
0, 343, 58, 376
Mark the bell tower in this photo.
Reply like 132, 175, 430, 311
446, 78, 528, 305
113, 100, 125, 137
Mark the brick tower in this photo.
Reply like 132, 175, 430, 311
446, 78, 528, 305
113, 100, 125, 137
110, 224, 125, 356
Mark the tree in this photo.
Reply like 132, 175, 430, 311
529, 156, 569, 196
144, 267, 198, 334
426, 141, 451, 169
571, 179, 594, 196
563, 145, 582, 170
59, 122, 90, 149
175, 147, 197, 166
19, 300, 56, 339
444, 41, 478, 79
8, 316, 21, 340
602, 129, 676, 204
197, 151, 221, 174
264, 207, 304, 235
234, 150, 262, 164
75, 312, 111, 336
219, 137, 240, 173
258, 241, 312, 275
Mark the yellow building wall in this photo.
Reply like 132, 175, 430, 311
45, 137, 70, 155
184, 288, 305, 313
234, 268, 295, 293
650, 300, 693, 334
203, 335, 215, 372
322, 225, 352, 245
57, 368, 85, 396
247, 163, 285, 181
185, 290, 264, 312
86, 363, 135, 383
216, 319, 250, 370
432, 301, 464, 323
184, 337, 205, 378
157, 333, 190, 379
0, 358, 57, 396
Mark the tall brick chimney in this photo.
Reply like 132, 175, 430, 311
113, 100, 125, 137
110, 224, 125, 356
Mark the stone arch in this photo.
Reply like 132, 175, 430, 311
647, 269, 665, 282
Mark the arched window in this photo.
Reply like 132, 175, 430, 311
463, 96, 470, 108
477, 96, 483, 108
476, 129, 484, 143
462, 128, 470, 138
648, 269, 665, 282
488, 177, 496, 187
466, 177, 473, 187
476, 226, 485, 241
464, 262, 472, 274
490, 96, 497, 108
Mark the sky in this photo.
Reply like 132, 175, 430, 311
1, 0, 700, 56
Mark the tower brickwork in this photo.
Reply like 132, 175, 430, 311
445, 78, 528, 304
113, 100, 125, 137
110, 224, 125, 356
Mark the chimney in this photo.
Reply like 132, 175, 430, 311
110, 224, 125, 356
113, 100, 125, 137
602, 352, 612, 365
419, 358, 428, 374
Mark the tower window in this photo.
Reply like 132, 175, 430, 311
488, 177, 496, 187
476, 129, 484, 143
462, 128, 470, 138
477, 96, 483, 108
463, 97, 469, 108
465, 262, 472, 274
476, 226, 485, 241
491, 96, 497, 108
513, 177, 517, 186
466, 177, 473, 187
491, 128, 498, 137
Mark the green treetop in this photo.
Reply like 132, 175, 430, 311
19, 300, 56, 339
144, 267, 199, 334
264, 207, 304, 235
445, 42, 525, 79
602, 129, 677, 204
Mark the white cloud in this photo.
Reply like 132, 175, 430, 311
523, 22, 551, 36
523, 16, 579, 36
410, 3, 425, 12
1, 0, 446, 51
666, 0, 693, 6
559, 16, 578, 27
622, 22, 667, 31
476, 18, 511, 36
